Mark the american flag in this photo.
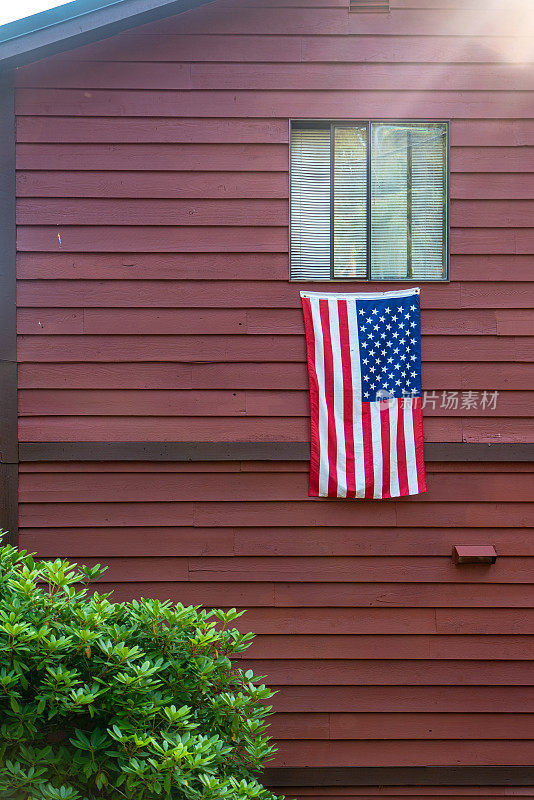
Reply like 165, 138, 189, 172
301, 288, 426, 499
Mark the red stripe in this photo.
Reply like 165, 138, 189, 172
301, 297, 320, 497
396, 398, 409, 497
319, 298, 338, 498
412, 396, 427, 494
337, 299, 356, 499
361, 402, 374, 499
380, 400, 391, 499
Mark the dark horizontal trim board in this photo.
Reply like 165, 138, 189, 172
18, 441, 534, 463
262, 766, 534, 787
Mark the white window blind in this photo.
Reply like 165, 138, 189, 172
289, 121, 448, 281
410, 124, 448, 280
290, 128, 331, 281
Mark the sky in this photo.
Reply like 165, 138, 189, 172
0, 0, 71, 26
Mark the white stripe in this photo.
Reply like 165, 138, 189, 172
388, 398, 400, 499
310, 297, 330, 497
329, 299, 346, 498
369, 400, 383, 499
403, 397, 419, 495
345, 298, 366, 498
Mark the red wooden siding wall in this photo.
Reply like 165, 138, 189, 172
13, 0, 534, 791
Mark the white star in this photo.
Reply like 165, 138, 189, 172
393, 348, 399, 354
384, 307, 391, 313
389, 373, 394, 379
362, 358, 369, 365
395, 379, 401, 386
401, 354, 406, 361
381, 349, 386, 356
373, 324, 379, 331
368, 332, 374, 339
411, 354, 417, 361
405, 313, 410, 319
411, 371, 417, 378
370, 382, 376, 390
387, 357, 393, 363
366, 317, 372, 324
394, 363, 400, 370
372, 308, 378, 314
379, 316, 385, 323
392, 315, 398, 322
386, 324, 392, 331
410, 305, 416, 311
380, 332, 386, 339
361, 341, 368, 348
410, 321, 416, 328
392, 332, 399, 339
399, 322, 405, 329
370, 366, 376, 373
359, 309, 365, 315
364, 391, 369, 398
364, 375, 370, 381
411, 338, 416, 345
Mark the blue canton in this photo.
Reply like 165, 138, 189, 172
356, 295, 422, 401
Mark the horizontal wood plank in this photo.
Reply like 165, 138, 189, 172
18, 524, 534, 557
16, 334, 530, 362
15, 62, 534, 91
15, 89, 534, 119
17, 361, 534, 390
18, 280, 533, 308
43, 33, 534, 64
18, 471, 534, 504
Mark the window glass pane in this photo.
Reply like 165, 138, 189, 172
370, 124, 409, 279
371, 122, 447, 280
290, 127, 331, 280
333, 125, 368, 279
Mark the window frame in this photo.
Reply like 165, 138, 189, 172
289, 118, 450, 283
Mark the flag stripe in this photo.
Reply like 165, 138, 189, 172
389, 399, 400, 500
310, 298, 329, 496
396, 399, 409, 497
404, 398, 419, 496
346, 299, 367, 499
319, 298, 338, 498
361, 402, 375, 499
413, 397, 428, 494
370, 401, 383, 500
338, 299, 356, 499
301, 289, 426, 500
380, 402, 391, 499
329, 299, 347, 498
302, 297, 320, 497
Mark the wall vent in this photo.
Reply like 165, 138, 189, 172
349, 0, 389, 10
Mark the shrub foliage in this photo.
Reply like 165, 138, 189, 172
0, 541, 283, 800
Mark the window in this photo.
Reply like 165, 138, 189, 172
290, 121, 449, 282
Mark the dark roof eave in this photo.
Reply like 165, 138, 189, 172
0, 0, 216, 70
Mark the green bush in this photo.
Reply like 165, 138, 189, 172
0, 539, 284, 800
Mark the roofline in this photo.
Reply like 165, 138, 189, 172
0, 0, 216, 69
